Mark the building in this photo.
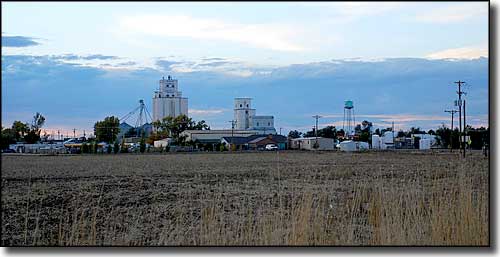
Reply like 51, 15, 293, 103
221, 134, 287, 150
289, 137, 335, 150
339, 140, 369, 152
152, 75, 188, 122
153, 138, 172, 148
180, 130, 262, 145
234, 98, 276, 134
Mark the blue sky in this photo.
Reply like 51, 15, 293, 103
1, 2, 489, 137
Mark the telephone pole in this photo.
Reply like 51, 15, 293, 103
228, 120, 236, 151
73, 128, 76, 139
453, 80, 466, 153
463, 100, 466, 158
445, 109, 458, 152
312, 115, 322, 149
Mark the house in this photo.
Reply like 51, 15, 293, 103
289, 137, 335, 150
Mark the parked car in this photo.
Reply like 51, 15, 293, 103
265, 144, 279, 151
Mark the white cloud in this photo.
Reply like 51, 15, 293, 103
415, 3, 487, 24
426, 46, 488, 60
189, 109, 226, 115
118, 14, 304, 52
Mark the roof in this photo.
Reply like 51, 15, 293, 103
222, 134, 287, 145
182, 130, 258, 134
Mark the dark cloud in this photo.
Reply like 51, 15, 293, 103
2, 54, 488, 132
2, 36, 40, 47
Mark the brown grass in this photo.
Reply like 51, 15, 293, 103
1, 151, 488, 246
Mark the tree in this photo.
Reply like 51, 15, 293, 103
288, 130, 302, 139
94, 116, 120, 143
107, 144, 112, 154
93, 141, 98, 154
23, 113, 46, 144
374, 128, 381, 136
113, 141, 119, 154
12, 121, 28, 142
139, 137, 146, 153
31, 112, 45, 133
1, 128, 16, 150
82, 143, 89, 153
24, 130, 40, 144
151, 114, 210, 145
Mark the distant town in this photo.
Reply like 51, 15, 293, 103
1, 75, 489, 155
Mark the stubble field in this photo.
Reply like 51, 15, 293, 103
1, 151, 489, 246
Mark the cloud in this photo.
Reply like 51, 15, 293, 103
426, 46, 488, 60
118, 14, 304, 52
415, 3, 487, 23
189, 109, 226, 115
54, 54, 119, 61
2, 36, 40, 47
2, 54, 488, 132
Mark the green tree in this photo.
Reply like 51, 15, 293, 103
288, 130, 302, 139
12, 121, 29, 142
23, 113, 46, 144
107, 144, 112, 154
93, 141, 98, 154
1, 128, 16, 150
94, 116, 120, 143
152, 114, 210, 145
139, 137, 146, 153
113, 141, 119, 154
82, 142, 89, 153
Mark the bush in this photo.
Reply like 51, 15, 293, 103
81, 143, 89, 154
140, 138, 146, 153
113, 141, 119, 154
107, 144, 112, 154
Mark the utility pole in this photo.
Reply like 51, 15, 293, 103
57, 130, 60, 140
73, 129, 77, 139
463, 100, 466, 158
228, 120, 236, 151
312, 115, 322, 149
445, 109, 458, 152
454, 80, 466, 153
279, 127, 283, 135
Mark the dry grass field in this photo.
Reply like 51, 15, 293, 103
1, 151, 488, 246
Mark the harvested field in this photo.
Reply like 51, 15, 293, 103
1, 151, 489, 246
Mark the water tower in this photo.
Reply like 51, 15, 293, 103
343, 100, 355, 138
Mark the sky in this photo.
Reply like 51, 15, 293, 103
1, 1, 489, 137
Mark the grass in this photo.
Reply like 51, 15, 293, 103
1, 151, 488, 246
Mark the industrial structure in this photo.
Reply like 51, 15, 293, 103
152, 75, 188, 122
234, 98, 276, 134
343, 100, 355, 138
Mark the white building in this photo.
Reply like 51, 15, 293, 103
339, 140, 369, 152
152, 75, 188, 121
290, 137, 335, 150
234, 98, 276, 134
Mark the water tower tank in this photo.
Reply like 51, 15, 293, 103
344, 100, 354, 109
